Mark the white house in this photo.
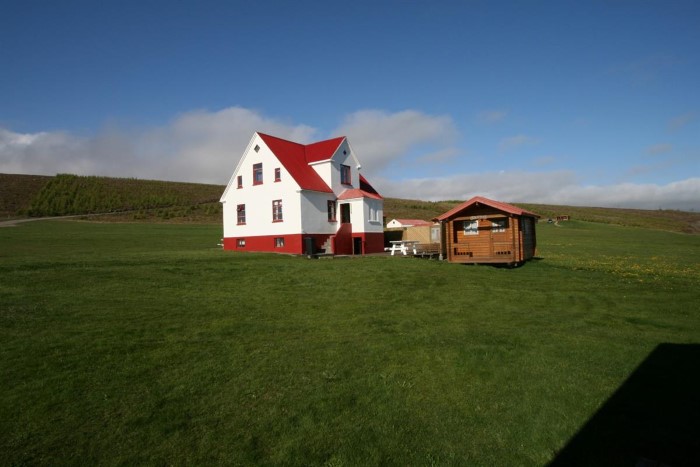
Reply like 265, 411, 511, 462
220, 132, 384, 255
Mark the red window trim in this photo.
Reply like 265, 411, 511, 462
274, 167, 281, 182
237, 175, 243, 189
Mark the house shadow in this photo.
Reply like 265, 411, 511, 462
549, 343, 700, 467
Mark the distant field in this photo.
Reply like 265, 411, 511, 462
2, 173, 699, 233
1, 219, 698, 465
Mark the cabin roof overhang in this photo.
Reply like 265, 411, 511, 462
433, 196, 540, 221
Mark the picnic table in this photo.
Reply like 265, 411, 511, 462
389, 240, 419, 256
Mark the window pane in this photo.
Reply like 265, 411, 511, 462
253, 163, 263, 184
464, 220, 478, 235
341, 164, 351, 184
327, 201, 336, 221
273, 200, 283, 221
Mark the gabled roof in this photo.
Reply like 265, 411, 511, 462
337, 188, 383, 201
434, 196, 540, 221
390, 218, 433, 227
359, 174, 381, 198
305, 136, 345, 163
257, 133, 335, 193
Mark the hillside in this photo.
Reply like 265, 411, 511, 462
0, 174, 53, 219
383, 197, 700, 234
1, 173, 223, 222
1, 173, 698, 233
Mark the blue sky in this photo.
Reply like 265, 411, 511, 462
1, 0, 698, 209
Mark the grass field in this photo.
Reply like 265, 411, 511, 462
1, 220, 699, 465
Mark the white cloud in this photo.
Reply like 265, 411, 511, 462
333, 109, 458, 173
376, 171, 700, 211
0, 107, 316, 184
1, 107, 456, 184
498, 134, 539, 152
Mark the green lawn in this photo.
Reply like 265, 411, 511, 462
1, 220, 698, 465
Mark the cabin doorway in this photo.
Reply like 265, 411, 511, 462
340, 203, 351, 223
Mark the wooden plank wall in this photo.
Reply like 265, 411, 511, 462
446, 214, 527, 264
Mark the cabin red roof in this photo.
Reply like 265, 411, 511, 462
434, 196, 540, 221
257, 133, 335, 193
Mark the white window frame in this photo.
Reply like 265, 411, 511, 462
492, 218, 507, 233
464, 220, 478, 235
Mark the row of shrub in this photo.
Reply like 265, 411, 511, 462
27, 174, 223, 217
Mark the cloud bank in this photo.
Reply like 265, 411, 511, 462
0, 107, 316, 184
1, 106, 697, 210
376, 172, 700, 211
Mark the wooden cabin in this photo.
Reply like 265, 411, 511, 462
434, 196, 539, 265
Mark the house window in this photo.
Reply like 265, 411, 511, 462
327, 200, 337, 222
237, 238, 245, 248
253, 163, 263, 185
274, 167, 281, 182
492, 218, 507, 233
237, 204, 246, 224
463, 220, 478, 235
340, 164, 351, 185
369, 206, 377, 222
254, 144, 260, 152
274, 237, 284, 248
237, 175, 243, 189
272, 199, 283, 222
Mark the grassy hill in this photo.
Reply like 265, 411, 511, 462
1, 173, 223, 222
0, 173, 53, 219
2, 173, 698, 233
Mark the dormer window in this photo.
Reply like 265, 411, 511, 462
340, 164, 351, 185
253, 163, 263, 185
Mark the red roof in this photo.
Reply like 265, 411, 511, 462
359, 174, 382, 198
257, 133, 334, 193
337, 188, 383, 201
305, 137, 345, 163
256, 133, 382, 197
434, 196, 540, 221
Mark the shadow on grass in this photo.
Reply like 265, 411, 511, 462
549, 343, 700, 467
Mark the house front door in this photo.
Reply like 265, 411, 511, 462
340, 203, 351, 223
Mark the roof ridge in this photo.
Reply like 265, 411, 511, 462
434, 196, 540, 220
